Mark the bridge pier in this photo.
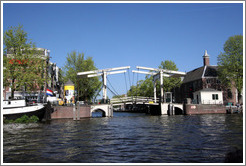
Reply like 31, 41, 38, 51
91, 104, 113, 117
168, 104, 175, 115
147, 103, 170, 115
159, 103, 184, 115
160, 103, 168, 115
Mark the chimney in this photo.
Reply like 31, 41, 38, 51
203, 50, 210, 66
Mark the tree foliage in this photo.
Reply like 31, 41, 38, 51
112, 94, 126, 98
127, 75, 154, 97
127, 60, 181, 97
217, 35, 243, 100
159, 60, 181, 92
63, 51, 101, 101
3, 25, 46, 98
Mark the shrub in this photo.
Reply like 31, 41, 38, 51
15, 115, 30, 123
3, 115, 40, 123
29, 115, 39, 123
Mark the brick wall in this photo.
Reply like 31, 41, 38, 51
185, 104, 226, 115
51, 105, 91, 119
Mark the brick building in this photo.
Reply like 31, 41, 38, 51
3, 48, 64, 102
174, 50, 238, 105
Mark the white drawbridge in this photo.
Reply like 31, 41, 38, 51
77, 65, 186, 117
90, 104, 113, 117
132, 66, 186, 115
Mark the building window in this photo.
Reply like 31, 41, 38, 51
212, 94, 218, 100
206, 79, 211, 84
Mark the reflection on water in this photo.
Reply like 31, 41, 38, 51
3, 113, 243, 163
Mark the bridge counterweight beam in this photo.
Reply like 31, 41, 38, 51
77, 66, 130, 103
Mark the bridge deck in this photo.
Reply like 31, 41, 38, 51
110, 96, 159, 105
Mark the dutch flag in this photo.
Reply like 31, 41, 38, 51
46, 89, 53, 96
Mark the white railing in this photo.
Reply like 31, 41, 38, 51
192, 99, 223, 105
110, 96, 159, 104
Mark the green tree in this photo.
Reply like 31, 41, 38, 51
127, 76, 154, 97
217, 35, 243, 102
127, 60, 181, 97
63, 51, 101, 101
127, 84, 139, 96
3, 25, 46, 99
112, 94, 126, 98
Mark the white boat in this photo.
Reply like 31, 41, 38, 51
3, 99, 46, 121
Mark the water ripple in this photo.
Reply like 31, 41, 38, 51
3, 113, 243, 163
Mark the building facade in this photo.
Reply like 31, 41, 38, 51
174, 50, 238, 105
3, 48, 64, 102
193, 88, 223, 105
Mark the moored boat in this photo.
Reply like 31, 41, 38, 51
3, 99, 46, 121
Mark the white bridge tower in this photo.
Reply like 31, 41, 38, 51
132, 66, 186, 115
77, 66, 130, 101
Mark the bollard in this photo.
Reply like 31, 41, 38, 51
172, 104, 174, 115
73, 103, 76, 120
77, 102, 80, 120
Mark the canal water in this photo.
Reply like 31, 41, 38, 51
3, 112, 243, 163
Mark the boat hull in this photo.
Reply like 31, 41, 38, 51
3, 104, 46, 121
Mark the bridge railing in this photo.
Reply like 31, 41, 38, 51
50, 100, 94, 107
110, 96, 159, 104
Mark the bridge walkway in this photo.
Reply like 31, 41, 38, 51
110, 96, 184, 115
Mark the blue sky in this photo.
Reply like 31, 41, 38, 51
2, 2, 244, 98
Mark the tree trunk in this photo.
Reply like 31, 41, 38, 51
238, 90, 242, 104
11, 78, 15, 99
11, 88, 15, 99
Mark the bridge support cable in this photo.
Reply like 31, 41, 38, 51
123, 68, 133, 97
124, 72, 128, 96
132, 66, 186, 104
135, 68, 140, 102
132, 72, 135, 90
106, 77, 129, 103
127, 68, 132, 89
77, 66, 130, 101
107, 86, 118, 97
107, 86, 125, 103
107, 77, 121, 97
93, 84, 103, 103
130, 72, 135, 102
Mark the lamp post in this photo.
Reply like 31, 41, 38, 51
44, 49, 50, 103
